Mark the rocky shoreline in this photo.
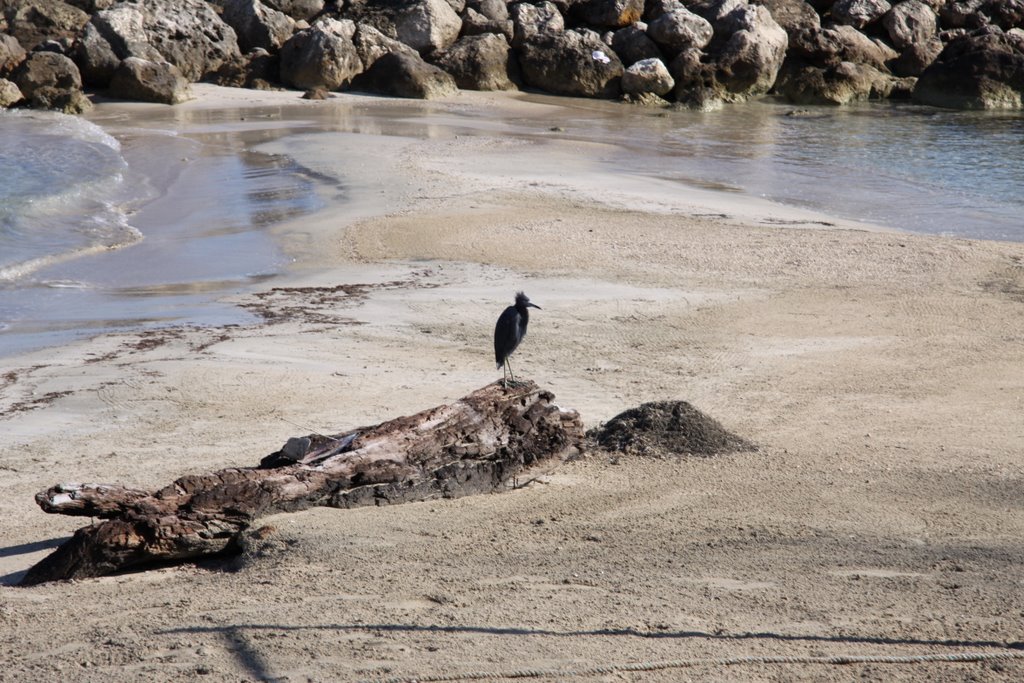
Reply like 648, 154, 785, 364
0, 0, 1022, 115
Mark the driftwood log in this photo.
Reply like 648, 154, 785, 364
21, 381, 583, 586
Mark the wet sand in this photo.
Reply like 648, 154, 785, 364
1, 85, 1023, 682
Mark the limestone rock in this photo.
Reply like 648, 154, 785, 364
432, 32, 516, 90
466, 0, 508, 22
621, 56, 674, 95
645, 8, 714, 53
569, 0, 645, 29
263, 0, 324, 21
0, 77, 23, 107
832, 24, 896, 70
139, 0, 239, 81
108, 56, 192, 103
712, 4, 788, 98
509, 1, 564, 47
668, 45, 709, 96
775, 59, 896, 104
913, 27, 1024, 109
4, 0, 89, 52
86, 0, 241, 82
352, 22, 418, 70
222, 0, 296, 52
12, 50, 91, 112
0, 33, 27, 74
756, 0, 820, 36
939, 0, 987, 29
208, 46, 279, 88
12, 50, 80, 96
393, 0, 463, 53
610, 22, 662, 66
88, 4, 162, 64
883, 0, 938, 50
979, 0, 1024, 31
73, 20, 120, 86
891, 36, 942, 77
832, 0, 892, 29
787, 25, 894, 70
351, 50, 458, 98
644, 0, 686, 21
516, 29, 623, 98
279, 17, 363, 90
460, 7, 514, 41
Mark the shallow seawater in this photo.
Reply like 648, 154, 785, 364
1, 95, 1021, 359
507, 97, 1024, 242
0, 111, 142, 283
0, 108, 325, 357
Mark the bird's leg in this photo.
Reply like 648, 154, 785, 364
506, 358, 516, 387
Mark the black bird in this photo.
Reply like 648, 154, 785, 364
494, 291, 540, 387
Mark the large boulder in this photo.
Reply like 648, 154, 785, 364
460, 7, 514, 40
394, 0, 462, 53
207, 45, 279, 88
832, 24, 897, 69
63, 0, 116, 9
787, 24, 895, 70
83, 0, 241, 82
352, 22, 418, 69
645, 7, 714, 53
3, 0, 89, 52
756, 0, 820, 36
831, 0, 892, 29
610, 22, 662, 66
0, 77, 23, 106
144, 0, 241, 80
262, 0, 324, 21
978, 0, 1024, 31
279, 17, 363, 90
222, 0, 296, 52
351, 50, 458, 98
74, 20, 120, 86
710, 3, 788, 97
108, 56, 192, 103
883, 0, 938, 50
891, 36, 942, 76
509, 1, 564, 47
12, 50, 91, 112
621, 56, 674, 94
913, 27, 1024, 109
466, 0, 508, 22
775, 60, 897, 104
432, 32, 516, 89
0, 33, 27, 74
87, 4, 162, 64
786, 26, 844, 66
668, 45, 709, 95
516, 29, 623, 98
938, 0, 987, 30
569, 0, 645, 29
644, 0, 686, 21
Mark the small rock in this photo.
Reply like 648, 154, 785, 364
302, 87, 331, 99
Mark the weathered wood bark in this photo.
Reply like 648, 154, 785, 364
21, 381, 583, 586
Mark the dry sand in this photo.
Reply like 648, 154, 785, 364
2, 85, 1024, 682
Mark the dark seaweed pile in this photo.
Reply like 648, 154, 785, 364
588, 400, 755, 457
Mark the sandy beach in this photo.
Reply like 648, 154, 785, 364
2, 85, 1024, 682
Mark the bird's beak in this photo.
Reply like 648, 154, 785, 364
528, 303, 541, 310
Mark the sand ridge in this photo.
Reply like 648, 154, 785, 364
1, 86, 1023, 682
